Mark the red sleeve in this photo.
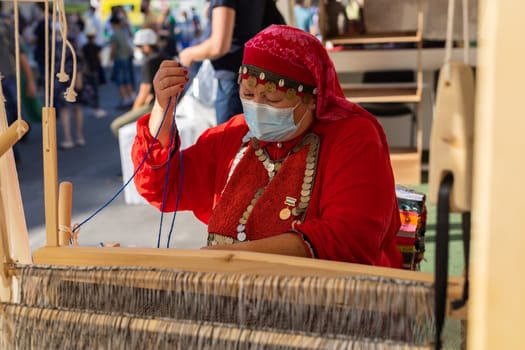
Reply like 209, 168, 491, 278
296, 118, 402, 268
131, 114, 247, 224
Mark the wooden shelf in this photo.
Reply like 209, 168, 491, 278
316, 0, 424, 184
341, 83, 421, 103
326, 31, 421, 45
390, 147, 420, 157
389, 148, 422, 185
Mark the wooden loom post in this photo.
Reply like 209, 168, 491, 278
41, 0, 58, 247
58, 181, 72, 246
0, 183, 13, 302
42, 107, 59, 247
0, 120, 29, 156
0, 120, 30, 302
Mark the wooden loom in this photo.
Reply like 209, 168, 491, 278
0, 1, 467, 349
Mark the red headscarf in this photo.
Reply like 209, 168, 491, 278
242, 24, 391, 151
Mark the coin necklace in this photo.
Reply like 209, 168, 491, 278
236, 134, 320, 241
288, 133, 319, 220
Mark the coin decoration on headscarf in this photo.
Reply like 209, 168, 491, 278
264, 81, 276, 93
238, 64, 316, 100
247, 76, 257, 87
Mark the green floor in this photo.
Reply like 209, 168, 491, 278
411, 183, 466, 277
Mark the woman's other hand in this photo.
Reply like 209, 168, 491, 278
148, 60, 188, 145
152, 60, 188, 110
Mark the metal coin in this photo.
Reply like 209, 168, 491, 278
264, 82, 276, 93
279, 208, 291, 220
237, 232, 247, 241
286, 88, 296, 99
247, 76, 257, 87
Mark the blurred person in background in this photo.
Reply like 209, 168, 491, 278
109, 14, 135, 109
15, 8, 42, 125
294, 0, 314, 33
84, 5, 105, 46
174, 10, 195, 51
140, 0, 158, 32
33, 3, 50, 86
180, 0, 211, 98
157, 7, 177, 58
0, 2, 38, 156
54, 14, 86, 150
325, 0, 348, 37
82, 26, 107, 119
190, 6, 203, 39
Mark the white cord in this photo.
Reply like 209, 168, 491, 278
49, 0, 57, 107
444, 0, 455, 84
13, 0, 21, 123
56, 0, 78, 102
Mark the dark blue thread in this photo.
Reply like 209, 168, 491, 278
157, 99, 182, 248
73, 97, 176, 242
166, 150, 184, 248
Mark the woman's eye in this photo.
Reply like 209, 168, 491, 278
265, 96, 283, 104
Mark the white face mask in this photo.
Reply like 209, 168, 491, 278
241, 99, 304, 142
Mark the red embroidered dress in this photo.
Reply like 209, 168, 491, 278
132, 113, 401, 267
131, 25, 402, 267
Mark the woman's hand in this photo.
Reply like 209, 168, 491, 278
148, 61, 188, 146
152, 60, 188, 110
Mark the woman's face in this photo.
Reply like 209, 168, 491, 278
239, 78, 315, 140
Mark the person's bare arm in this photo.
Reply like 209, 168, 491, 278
132, 83, 152, 109
178, 6, 235, 67
202, 233, 310, 258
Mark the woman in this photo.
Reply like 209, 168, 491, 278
132, 25, 402, 267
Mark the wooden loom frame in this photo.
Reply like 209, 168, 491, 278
0, 0, 466, 323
